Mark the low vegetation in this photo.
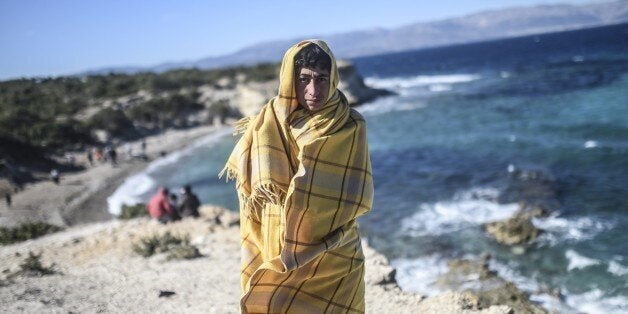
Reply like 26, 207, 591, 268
132, 232, 201, 260
0, 63, 279, 156
117, 204, 148, 220
15, 251, 57, 277
0, 222, 63, 245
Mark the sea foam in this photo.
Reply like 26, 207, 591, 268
608, 260, 628, 276
391, 255, 449, 296
355, 95, 426, 115
533, 213, 613, 246
401, 188, 519, 237
564, 289, 628, 314
106, 173, 156, 216
565, 249, 601, 271
365, 74, 481, 90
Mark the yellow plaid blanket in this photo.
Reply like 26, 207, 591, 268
222, 39, 374, 313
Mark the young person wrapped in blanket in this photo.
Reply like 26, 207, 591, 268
222, 39, 374, 313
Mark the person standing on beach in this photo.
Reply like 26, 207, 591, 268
86, 148, 93, 166
222, 39, 374, 313
50, 169, 60, 184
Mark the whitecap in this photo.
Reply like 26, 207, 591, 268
390, 255, 449, 296
427, 84, 452, 92
489, 258, 621, 313
565, 249, 600, 271
564, 289, 628, 314
533, 213, 613, 245
608, 260, 628, 277
401, 188, 519, 236
584, 140, 598, 149
355, 95, 426, 115
572, 55, 585, 63
364, 73, 480, 90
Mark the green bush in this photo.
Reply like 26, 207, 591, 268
118, 204, 148, 220
132, 232, 200, 260
0, 222, 63, 245
85, 107, 136, 138
0, 62, 280, 154
166, 244, 201, 261
126, 93, 203, 126
208, 98, 239, 121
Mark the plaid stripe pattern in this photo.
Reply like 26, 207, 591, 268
222, 40, 373, 313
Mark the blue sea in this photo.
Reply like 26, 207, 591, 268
109, 23, 628, 313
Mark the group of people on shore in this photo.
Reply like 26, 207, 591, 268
85, 140, 148, 167
146, 185, 201, 224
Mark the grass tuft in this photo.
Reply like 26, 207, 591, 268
0, 222, 63, 245
117, 204, 148, 220
132, 232, 201, 260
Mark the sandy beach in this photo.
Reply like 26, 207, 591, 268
0, 124, 223, 227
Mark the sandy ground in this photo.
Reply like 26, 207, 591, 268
0, 124, 221, 227
0, 206, 509, 313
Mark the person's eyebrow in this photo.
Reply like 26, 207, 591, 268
299, 73, 329, 78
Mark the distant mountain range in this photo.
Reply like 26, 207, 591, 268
85, 1, 628, 75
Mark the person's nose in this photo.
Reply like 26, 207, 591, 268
306, 80, 319, 97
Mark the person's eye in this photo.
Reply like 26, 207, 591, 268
316, 77, 328, 83
298, 77, 310, 83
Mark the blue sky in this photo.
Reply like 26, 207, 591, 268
0, 0, 599, 80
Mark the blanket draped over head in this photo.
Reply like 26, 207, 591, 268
221, 39, 374, 313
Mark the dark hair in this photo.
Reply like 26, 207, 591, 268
294, 44, 331, 74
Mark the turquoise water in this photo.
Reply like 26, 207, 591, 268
110, 24, 628, 313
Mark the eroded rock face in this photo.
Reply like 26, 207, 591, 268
436, 255, 546, 314
337, 60, 393, 106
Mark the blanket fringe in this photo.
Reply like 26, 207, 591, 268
233, 116, 254, 135
221, 166, 287, 223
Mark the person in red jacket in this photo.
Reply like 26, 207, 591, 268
146, 187, 179, 224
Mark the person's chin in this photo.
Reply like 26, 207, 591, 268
306, 101, 324, 112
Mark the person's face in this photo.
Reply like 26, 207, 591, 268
295, 67, 330, 112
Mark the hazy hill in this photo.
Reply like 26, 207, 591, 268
130, 1, 628, 74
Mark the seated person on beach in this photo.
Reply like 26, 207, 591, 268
168, 193, 179, 214
146, 187, 179, 224
178, 185, 200, 218
222, 40, 373, 313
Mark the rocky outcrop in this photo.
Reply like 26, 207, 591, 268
484, 210, 542, 246
437, 255, 546, 314
337, 60, 393, 105
485, 166, 561, 246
